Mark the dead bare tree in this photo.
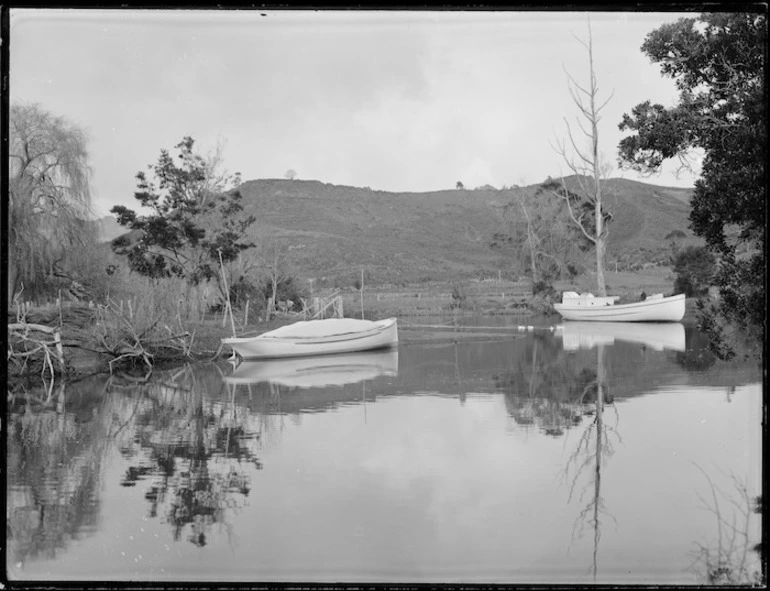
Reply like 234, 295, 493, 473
551, 19, 615, 296
502, 186, 583, 286
260, 238, 292, 319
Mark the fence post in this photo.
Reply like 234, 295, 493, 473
335, 296, 343, 318
360, 268, 365, 320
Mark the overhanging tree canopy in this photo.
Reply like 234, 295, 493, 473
617, 12, 766, 344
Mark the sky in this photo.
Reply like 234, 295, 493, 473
9, 9, 701, 217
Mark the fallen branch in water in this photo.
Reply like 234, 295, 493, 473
8, 322, 65, 380
90, 299, 200, 372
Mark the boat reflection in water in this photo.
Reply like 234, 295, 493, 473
559, 321, 686, 352
224, 349, 399, 389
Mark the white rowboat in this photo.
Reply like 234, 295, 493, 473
554, 292, 685, 322
222, 317, 398, 360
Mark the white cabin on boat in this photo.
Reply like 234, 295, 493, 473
560, 292, 619, 307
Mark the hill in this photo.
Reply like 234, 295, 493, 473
99, 177, 697, 286
230, 177, 696, 285
94, 215, 125, 243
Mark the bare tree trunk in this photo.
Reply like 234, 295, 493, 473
596, 233, 607, 297
588, 33, 607, 298
552, 17, 612, 297
271, 275, 278, 310
520, 201, 539, 283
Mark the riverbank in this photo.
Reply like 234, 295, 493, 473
8, 272, 698, 382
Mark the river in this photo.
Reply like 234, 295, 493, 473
5, 317, 763, 584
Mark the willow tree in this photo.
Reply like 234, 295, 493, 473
8, 103, 96, 300
550, 20, 614, 297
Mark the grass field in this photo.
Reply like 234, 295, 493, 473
329, 268, 678, 319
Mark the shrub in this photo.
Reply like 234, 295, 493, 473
532, 280, 557, 299
673, 246, 716, 297
449, 283, 471, 310
228, 275, 262, 309
262, 275, 307, 311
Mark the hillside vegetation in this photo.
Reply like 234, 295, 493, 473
103, 176, 697, 287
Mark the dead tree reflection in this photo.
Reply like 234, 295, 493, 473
563, 344, 621, 581
688, 464, 763, 585
496, 335, 621, 579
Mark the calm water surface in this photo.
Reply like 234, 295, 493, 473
6, 318, 763, 584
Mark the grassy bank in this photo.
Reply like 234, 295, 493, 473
8, 269, 692, 382
338, 269, 680, 318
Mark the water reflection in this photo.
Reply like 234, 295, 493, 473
688, 465, 763, 585
225, 349, 399, 388
495, 333, 608, 436
559, 321, 686, 352
5, 318, 762, 583
116, 365, 261, 547
675, 328, 718, 372
495, 324, 628, 580
6, 376, 112, 565
563, 344, 619, 581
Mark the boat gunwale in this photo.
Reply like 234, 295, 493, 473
554, 293, 685, 311
223, 318, 397, 345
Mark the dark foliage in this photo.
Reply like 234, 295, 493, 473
110, 137, 256, 292
262, 275, 307, 311
672, 245, 716, 297
537, 178, 612, 253
532, 280, 557, 299
665, 230, 687, 241
618, 13, 765, 356
228, 275, 262, 309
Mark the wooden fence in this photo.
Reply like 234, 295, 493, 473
265, 293, 344, 321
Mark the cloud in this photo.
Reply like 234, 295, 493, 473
9, 9, 698, 215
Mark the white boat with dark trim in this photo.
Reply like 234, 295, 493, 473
554, 292, 685, 322
222, 317, 398, 360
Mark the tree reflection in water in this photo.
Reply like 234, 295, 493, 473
117, 364, 263, 547
7, 361, 269, 569
563, 344, 621, 581
675, 329, 718, 372
495, 334, 612, 437
495, 334, 620, 580
6, 377, 113, 567
688, 465, 763, 585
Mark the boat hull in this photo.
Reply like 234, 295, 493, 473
222, 317, 398, 359
554, 294, 685, 322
